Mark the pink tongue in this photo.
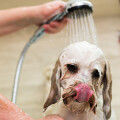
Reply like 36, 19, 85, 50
74, 83, 94, 102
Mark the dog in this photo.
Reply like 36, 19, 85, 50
43, 41, 113, 120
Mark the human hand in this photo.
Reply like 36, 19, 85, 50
43, 17, 68, 34
30, 1, 68, 34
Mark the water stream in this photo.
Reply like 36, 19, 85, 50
66, 10, 98, 45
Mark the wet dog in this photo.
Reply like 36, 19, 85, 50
43, 41, 112, 120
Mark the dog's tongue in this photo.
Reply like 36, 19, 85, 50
74, 83, 94, 102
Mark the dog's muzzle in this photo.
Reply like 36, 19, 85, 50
62, 83, 96, 112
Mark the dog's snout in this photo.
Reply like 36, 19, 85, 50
62, 83, 96, 112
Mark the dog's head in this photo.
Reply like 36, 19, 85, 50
44, 41, 112, 119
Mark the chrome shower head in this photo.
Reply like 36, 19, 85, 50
66, 0, 93, 15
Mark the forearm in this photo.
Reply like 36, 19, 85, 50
0, 6, 42, 35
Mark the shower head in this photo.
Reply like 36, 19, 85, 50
66, 0, 93, 14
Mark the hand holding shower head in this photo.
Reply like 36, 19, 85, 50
12, 0, 93, 104
30, 0, 93, 44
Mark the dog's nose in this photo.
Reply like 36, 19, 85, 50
74, 83, 94, 103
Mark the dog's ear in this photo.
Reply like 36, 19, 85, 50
102, 60, 112, 120
43, 59, 61, 111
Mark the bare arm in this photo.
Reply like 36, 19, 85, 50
0, 7, 33, 35
0, 93, 64, 120
0, 1, 68, 36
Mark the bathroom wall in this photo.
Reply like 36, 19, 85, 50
89, 0, 120, 16
0, 0, 120, 17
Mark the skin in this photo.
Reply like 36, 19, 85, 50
0, 94, 32, 120
0, 94, 64, 120
0, 1, 68, 36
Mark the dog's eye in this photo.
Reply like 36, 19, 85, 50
92, 69, 100, 79
67, 64, 78, 74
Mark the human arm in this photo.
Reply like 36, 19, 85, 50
0, 1, 68, 36
0, 94, 64, 120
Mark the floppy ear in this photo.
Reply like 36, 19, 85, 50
102, 60, 112, 120
43, 59, 61, 111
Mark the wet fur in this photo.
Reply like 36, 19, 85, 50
43, 42, 114, 120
